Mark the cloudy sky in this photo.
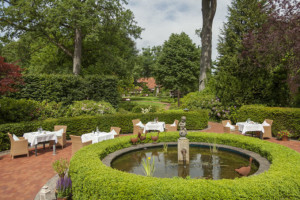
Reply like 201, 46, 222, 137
126, 0, 232, 60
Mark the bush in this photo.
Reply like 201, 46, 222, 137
0, 110, 208, 151
236, 105, 300, 137
69, 132, 300, 199
181, 92, 237, 121
66, 100, 116, 117
5, 74, 120, 107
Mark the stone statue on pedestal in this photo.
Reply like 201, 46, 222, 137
179, 116, 187, 138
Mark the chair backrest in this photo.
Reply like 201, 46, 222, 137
7, 133, 14, 147
70, 135, 82, 144
132, 119, 140, 126
264, 119, 273, 126
174, 120, 179, 126
54, 125, 67, 134
222, 120, 231, 126
110, 127, 121, 135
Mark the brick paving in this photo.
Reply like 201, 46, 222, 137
0, 122, 299, 200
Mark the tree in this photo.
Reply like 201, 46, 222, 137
242, 0, 300, 105
155, 33, 200, 106
0, 57, 23, 94
199, 0, 217, 91
0, 0, 142, 75
215, 0, 269, 105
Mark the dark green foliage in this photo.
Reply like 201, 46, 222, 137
5, 74, 120, 106
69, 132, 300, 199
118, 101, 138, 112
236, 105, 300, 137
0, 111, 208, 151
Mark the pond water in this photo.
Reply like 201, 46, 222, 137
111, 145, 258, 179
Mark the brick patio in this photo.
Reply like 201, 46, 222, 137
0, 122, 299, 200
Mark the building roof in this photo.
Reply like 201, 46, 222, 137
137, 77, 157, 90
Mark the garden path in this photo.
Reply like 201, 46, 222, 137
0, 122, 299, 200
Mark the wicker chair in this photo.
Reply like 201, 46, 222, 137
132, 119, 144, 135
7, 133, 29, 159
49, 125, 67, 149
110, 127, 121, 138
165, 120, 179, 132
70, 135, 92, 156
262, 119, 273, 138
222, 120, 237, 133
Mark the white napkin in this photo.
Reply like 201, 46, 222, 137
170, 121, 176, 127
262, 121, 270, 126
136, 121, 145, 128
110, 129, 118, 135
53, 129, 64, 137
13, 134, 20, 141
225, 122, 235, 131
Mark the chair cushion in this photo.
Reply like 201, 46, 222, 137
110, 129, 117, 136
225, 122, 235, 131
262, 121, 270, 126
53, 129, 64, 137
13, 134, 20, 141
136, 121, 145, 128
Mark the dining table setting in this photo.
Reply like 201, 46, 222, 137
236, 119, 264, 136
23, 128, 58, 156
81, 127, 116, 144
143, 119, 165, 133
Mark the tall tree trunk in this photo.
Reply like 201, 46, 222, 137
199, 0, 217, 91
73, 27, 82, 75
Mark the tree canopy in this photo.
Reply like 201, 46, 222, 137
0, 0, 142, 75
155, 32, 200, 105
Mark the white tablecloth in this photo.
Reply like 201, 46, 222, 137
23, 131, 57, 146
143, 122, 165, 133
236, 122, 264, 135
81, 132, 114, 144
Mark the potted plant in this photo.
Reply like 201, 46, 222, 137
277, 130, 292, 141
56, 176, 72, 200
52, 158, 69, 178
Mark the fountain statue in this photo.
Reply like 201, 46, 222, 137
178, 116, 189, 164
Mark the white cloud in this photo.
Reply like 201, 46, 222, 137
126, 0, 232, 60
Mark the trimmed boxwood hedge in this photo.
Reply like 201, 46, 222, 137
69, 132, 300, 200
236, 105, 300, 137
0, 110, 208, 151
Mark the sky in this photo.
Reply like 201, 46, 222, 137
126, 0, 232, 60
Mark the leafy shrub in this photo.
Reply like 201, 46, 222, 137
131, 105, 158, 113
69, 132, 300, 199
181, 92, 237, 121
5, 74, 120, 106
117, 101, 138, 112
0, 110, 208, 151
236, 105, 300, 137
66, 100, 116, 117
0, 98, 66, 124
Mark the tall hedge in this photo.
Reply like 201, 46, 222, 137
236, 105, 300, 137
5, 74, 120, 106
0, 110, 208, 151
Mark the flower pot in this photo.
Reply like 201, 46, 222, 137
281, 135, 289, 141
57, 198, 67, 200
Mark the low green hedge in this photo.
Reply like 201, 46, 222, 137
0, 110, 208, 151
236, 105, 300, 137
69, 132, 300, 199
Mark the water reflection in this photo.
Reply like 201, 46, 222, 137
111, 146, 258, 179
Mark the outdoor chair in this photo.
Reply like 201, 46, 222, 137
110, 127, 121, 137
7, 133, 29, 159
222, 120, 237, 133
49, 125, 67, 149
70, 135, 92, 156
165, 120, 179, 132
132, 119, 144, 135
262, 119, 273, 138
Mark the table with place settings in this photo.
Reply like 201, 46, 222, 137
23, 131, 57, 156
143, 122, 165, 133
236, 122, 264, 135
81, 132, 115, 144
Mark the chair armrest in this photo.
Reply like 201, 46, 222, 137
83, 140, 92, 147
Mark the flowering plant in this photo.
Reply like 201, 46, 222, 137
277, 130, 292, 139
56, 176, 72, 198
142, 156, 155, 177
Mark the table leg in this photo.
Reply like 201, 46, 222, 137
43, 142, 45, 149
53, 142, 56, 155
260, 132, 263, 140
35, 144, 37, 156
